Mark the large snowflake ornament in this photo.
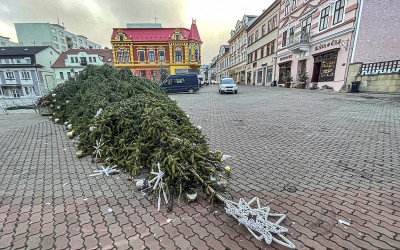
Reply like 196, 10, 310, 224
223, 196, 295, 249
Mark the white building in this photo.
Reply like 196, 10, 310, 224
15, 23, 101, 54
51, 49, 113, 84
0, 46, 59, 97
0, 36, 17, 47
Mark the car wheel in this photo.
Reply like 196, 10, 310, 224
219, 90, 222, 94
234, 90, 238, 94
188, 88, 195, 94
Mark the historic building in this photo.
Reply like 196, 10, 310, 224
276, 0, 359, 90
15, 23, 101, 54
246, 0, 280, 86
51, 49, 113, 84
111, 20, 202, 80
215, 45, 230, 82
0, 46, 59, 97
227, 15, 257, 84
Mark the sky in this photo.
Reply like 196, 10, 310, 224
0, 0, 274, 64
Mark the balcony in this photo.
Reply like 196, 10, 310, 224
287, 31, 310, 53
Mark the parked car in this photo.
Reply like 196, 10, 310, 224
198, 75, 205, 87
160, 74, 200, 94
219, 78, 238, 94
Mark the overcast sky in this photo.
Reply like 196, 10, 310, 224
0, 0, 274, 64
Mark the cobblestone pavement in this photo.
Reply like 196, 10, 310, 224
0, 85, 400, 249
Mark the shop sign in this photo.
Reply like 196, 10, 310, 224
315, 39, 341, 51
279, 54, 292, 62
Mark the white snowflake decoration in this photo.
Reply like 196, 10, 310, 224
93, 140, 105, 158
90, 165, 119, 177
222, 196, 295, 249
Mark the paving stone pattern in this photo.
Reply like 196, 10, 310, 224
0, 85, 400, 249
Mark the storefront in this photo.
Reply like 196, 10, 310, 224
311, 50, 338, 82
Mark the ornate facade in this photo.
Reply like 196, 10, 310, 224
111, 20, 202, 81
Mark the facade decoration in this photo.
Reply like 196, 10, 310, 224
111, 20, 202, 81
246, 1, 280, 86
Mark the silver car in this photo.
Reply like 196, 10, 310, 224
219, 78, 238, 94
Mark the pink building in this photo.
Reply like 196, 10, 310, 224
276, 0, 359, 90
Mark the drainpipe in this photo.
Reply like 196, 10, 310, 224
342, 0, 363, 92
351, 0, 364, 63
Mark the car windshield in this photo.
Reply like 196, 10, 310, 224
221, 79, 235, 85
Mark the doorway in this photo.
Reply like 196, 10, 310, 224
312, 62, 321, 82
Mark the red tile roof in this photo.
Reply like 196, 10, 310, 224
51, 49, 113, 68
111, 22, 201, 43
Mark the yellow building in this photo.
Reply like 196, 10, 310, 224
111, 20, 202, 80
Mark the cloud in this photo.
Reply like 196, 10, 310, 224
0, 0, 274, 64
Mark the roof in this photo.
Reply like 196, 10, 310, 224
51, 49, 113, 68
112, 20, 201, 43
0, 46, 50, 56
188, 20, 201, 41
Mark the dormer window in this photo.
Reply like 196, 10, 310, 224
175, 34, 180, 40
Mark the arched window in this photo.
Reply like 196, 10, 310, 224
175, 47, 182, 62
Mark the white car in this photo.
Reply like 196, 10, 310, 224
219, 78, 238, 94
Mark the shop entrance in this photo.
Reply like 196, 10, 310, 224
278, 62, 292, 85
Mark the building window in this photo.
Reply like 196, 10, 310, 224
12, 89, 20, 98
21, 71, 30, 79
282, 30, 288, 47
320, 6, 330, 31
302, 15, 312, 34
262, 25, 266, 36
60, 72, 64, 80
117, 51, 123, 63
271, 40, 275, 54
52, 28, 56, 34
285, 0, 291, 15
67, 72, 71, 78
93, 57, 97, 62
266, 43, 271, 56
333, 0, 345, 25
255, 30, 259, 40
268, 20, 272, 33
138, 51, 145, 63
175, 34, 180, 40
148, 51, 155, 62
175, 48, 182, 62
314, 52, 337, 82
53, 36, 58, 41
123, 51, 129, 62
273, 16, 277, 29
261, 47, 264, 58
70, 57, 74, 63
195, 47, 199, 61
25, 58, 31, 64
292, 0, 297, 10
140, 70, 146, 77
25, 87, 33, 95
75, 57, 78, 63
89, 57, 92, 63
6, 71, 15, 79
158, 50, 165, 61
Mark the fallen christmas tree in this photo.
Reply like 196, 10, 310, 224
41, 65, 295, 249
43, 65, 223, 202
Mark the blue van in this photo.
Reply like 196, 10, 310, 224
160, 74, 200, 94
